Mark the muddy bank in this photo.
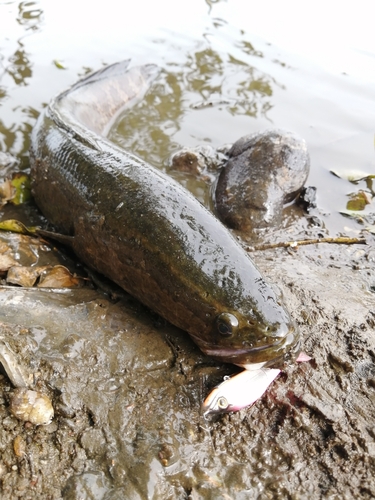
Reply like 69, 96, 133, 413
0, 225, 374, 499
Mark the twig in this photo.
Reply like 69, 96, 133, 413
248, 236, 367, 252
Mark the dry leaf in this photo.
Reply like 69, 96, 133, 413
13, 435, 26, 458
0, 179, 16, 206
0, 241, 10, 254
346, 190, 372, 211
0, 254, 20, 273
6, 266, 48, 287
37, 265, 83, 288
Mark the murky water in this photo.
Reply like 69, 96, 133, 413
1, 0, 374, 235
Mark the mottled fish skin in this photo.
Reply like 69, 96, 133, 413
29, 60, 300, 367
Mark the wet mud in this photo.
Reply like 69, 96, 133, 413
0, 221, 374, 499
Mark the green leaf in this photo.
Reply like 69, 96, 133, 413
346, 190, 372, 211
10, 173, 32, 204
0, 219, 38, 235
53, 59, 67, 70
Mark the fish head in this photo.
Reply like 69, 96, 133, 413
190, 285, 300, 368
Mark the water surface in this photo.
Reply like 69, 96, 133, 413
1, 0, 374, 233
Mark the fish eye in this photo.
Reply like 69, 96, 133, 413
215, 313, 239, 337
217, 396, 229, 410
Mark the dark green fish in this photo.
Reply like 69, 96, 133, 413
29, 60, 300, 368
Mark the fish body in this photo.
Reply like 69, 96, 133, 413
29, 61, 299, 367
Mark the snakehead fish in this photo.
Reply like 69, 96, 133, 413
29, 60, 300, 369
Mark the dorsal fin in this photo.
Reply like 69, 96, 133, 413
51, 61, 160, 137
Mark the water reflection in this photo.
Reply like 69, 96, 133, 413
0, 0, 369, 234
6, 45, 32, 85
109, 69, 184, 168
0, 1, 43, 156
237, 40, 263, 58
187, 48, 225, 97
5, 1, 43, 85
111, 43, 281, 167
0, 107, 37, 165
1, 0, 283, 166
205, 0, 224, 13
17, 1, 44, 29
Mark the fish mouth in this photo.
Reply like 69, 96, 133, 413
193, 329, 300, 367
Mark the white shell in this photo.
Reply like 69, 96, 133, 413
10, 388, 54, 426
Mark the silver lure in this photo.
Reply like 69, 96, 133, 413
202, 368, 280, 416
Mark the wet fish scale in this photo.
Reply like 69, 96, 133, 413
29, 61, 299, 370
